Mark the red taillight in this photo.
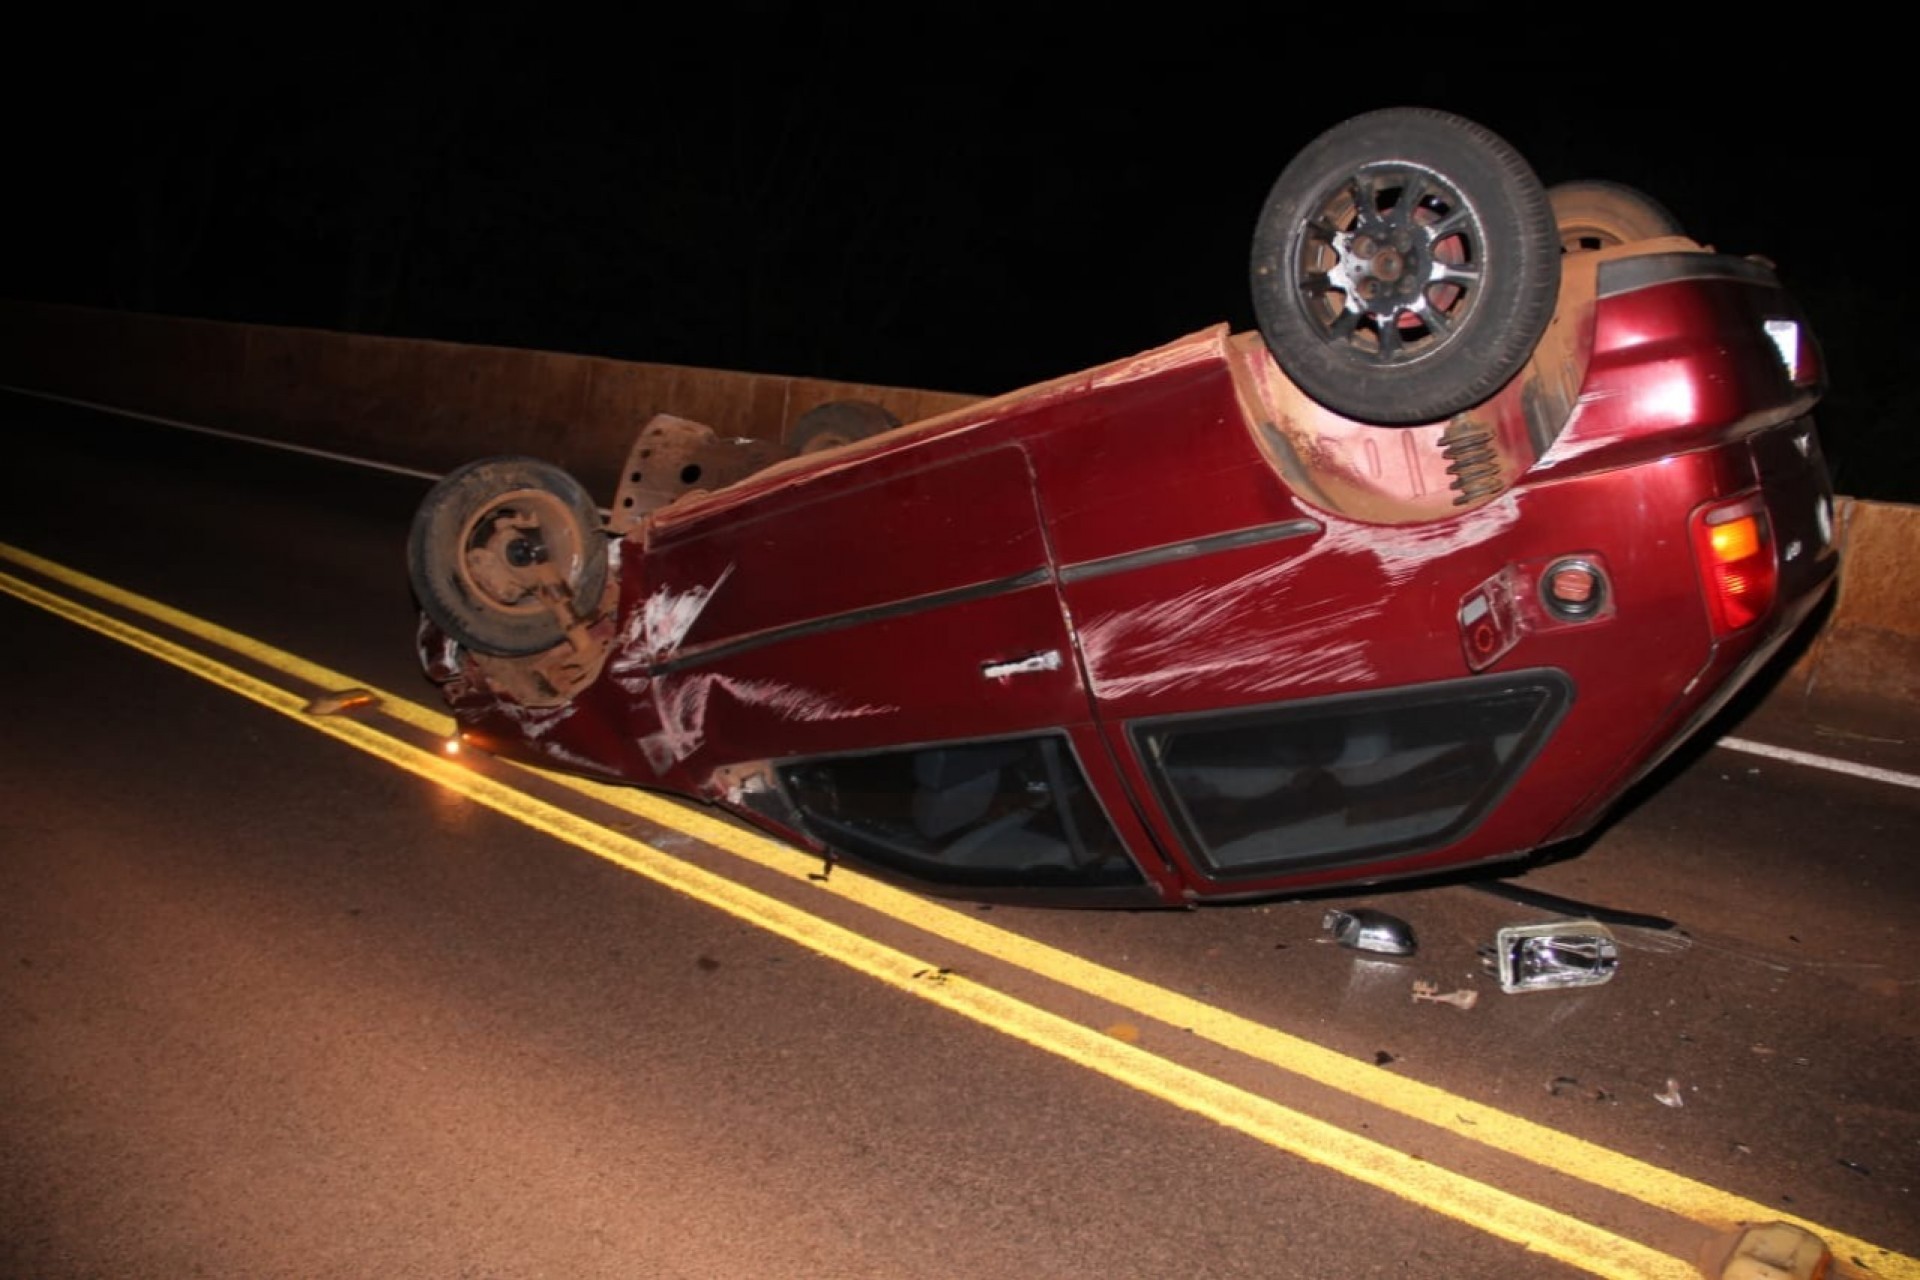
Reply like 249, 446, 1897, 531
1690, 494, 1777, 635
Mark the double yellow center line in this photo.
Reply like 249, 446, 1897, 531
2, 541, 1908, 1280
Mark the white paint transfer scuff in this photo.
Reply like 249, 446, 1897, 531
1310, 493, 1525, 582
1085, 327, 1226, 391
1079, 497, 1524, 700
495, 696, 580, 741
639, 672, 898, 773
610, 563, 736, 674
528, 738, 618, 774
1084, 597, 1383, 701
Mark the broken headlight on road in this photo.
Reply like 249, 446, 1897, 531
1489, 921, 1619, 994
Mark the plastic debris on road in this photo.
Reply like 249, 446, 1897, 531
1697, 1220, 1832, 1280
304, 687, 381, 716
1410, 980, 1478, 1010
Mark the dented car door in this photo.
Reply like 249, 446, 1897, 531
639, 441, 1156, 900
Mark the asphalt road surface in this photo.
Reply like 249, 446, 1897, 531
3, 392, 1916, 1279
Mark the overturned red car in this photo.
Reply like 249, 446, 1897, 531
408, 107, 1837, 907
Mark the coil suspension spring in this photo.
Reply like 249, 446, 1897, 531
1440, 417, 1504, 505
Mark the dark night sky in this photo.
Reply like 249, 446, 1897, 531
8, 9, 1910, 499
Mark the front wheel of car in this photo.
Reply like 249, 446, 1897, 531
1249, 106, 1561, 426
408, 456, 609, 657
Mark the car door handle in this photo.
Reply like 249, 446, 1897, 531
981, 650, 1063, 681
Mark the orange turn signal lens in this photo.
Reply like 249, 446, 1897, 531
1691, 496, 1776, 636
1708, 516, 1762, 563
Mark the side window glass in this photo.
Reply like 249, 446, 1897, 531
778, 737, 1141, 890
1135, 674, 1569, 878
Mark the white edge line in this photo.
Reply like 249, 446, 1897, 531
1719, 736, 1920, 791
1, 384, 446, 482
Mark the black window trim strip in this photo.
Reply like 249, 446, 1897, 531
654, 568, 1053, 675
1058, 518, 1323, 585
658, 517, 1326, 674
1596, 250, 1777, 299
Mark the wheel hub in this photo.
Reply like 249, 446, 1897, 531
459, 491, 580, 612
504, 536, 546, 569
1334, 221, 1431, 320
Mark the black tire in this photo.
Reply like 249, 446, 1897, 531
1249, 107, 1561, 426
785, 399, 900, 454
1548, 180, 1684, 252
408, 456, 608, 657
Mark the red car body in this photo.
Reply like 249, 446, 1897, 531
417, 237, 1836, 907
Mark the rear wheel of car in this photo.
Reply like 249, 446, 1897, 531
785, 399, 900, 454
408, 456, 608, 657
1548, 179, 1684, 252
1249, 107, 1561, 426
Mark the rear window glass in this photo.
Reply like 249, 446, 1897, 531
1134, 673, 1569, 878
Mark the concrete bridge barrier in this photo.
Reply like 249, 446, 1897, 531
3, 299, 1912, 724
0, 301, 977, 497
